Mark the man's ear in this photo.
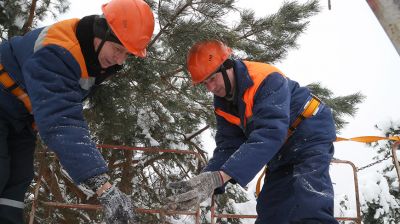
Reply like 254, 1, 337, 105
93, 37, 101, 51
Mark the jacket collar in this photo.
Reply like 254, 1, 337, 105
233, 60, 253, 101
76, 15, 122, 84
213, 60, 254, 116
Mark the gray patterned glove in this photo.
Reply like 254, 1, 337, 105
83, 174, 137, 224
166, 171, 224, 211
98, 185, 137, 224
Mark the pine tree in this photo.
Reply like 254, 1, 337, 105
360, 123, 400, 224
0, 0, 69, 39
307, 83, 364, 131
12, 0, 366, 223
82, 0, 364, 223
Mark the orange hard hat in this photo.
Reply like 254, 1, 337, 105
102, 0, 155, 57
187, 40, 232, 84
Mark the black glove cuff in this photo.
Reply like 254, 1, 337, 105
83, 173, 110, 192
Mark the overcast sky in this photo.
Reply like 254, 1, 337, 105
235, 0, 400, 167
234, 1, 400, 215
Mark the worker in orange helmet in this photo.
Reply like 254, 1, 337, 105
0, 0, 154, 223
167, 40, 338, 224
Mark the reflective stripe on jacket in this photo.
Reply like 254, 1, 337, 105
203, 60, 336, 187
215, 61, 284, 128
34, 19, 95, 90
0, 19, 107, 183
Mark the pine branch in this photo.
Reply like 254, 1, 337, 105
22, 0, 37, 34
149, 0, 193, 48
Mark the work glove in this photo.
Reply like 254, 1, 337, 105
83, 174, 137, 224
166, 171, 224, 211
98, 185, 137, 224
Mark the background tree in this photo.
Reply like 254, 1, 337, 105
0, 0, 69, 39
360, 122, 400, 224
83, 0, 364, 223
14, 0, 365, 223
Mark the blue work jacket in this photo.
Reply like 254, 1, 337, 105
0, 18, 108, 183
204, 60, 337, 187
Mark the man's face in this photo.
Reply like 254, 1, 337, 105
94, 38, 130, 69
202, 68, 234, 97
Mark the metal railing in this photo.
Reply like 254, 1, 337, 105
392, 142, 400, 189
210, 159, 362, 224
29, 146, 365, 224
28, 144, 204, 224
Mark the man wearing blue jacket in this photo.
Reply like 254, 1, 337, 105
0, 0, 154, 223
167, 40, 338, 223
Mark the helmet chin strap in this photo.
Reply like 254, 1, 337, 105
220, 65, 233, 99
95, 28, 111, 66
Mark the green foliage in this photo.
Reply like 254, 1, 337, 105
88, 0, 329, 148
83, 0, 364, 223
17, 0, 366, 223
360, 123, 400, 224
233, 0, 320, 62
307, 82, 365, 131
0, 0, 69, 39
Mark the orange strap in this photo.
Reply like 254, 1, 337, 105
0, 64, 33, 114
288, 95, 321, 137
255, 166, 268, 197
255, 95, 321, 197
0, 65, 35, 130
255, 135, 400, 197
336, 136, 400, 143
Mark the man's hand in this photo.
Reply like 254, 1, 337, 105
166, 171, 224, 211
83, 174, 136, 224
98, 185, 137, 224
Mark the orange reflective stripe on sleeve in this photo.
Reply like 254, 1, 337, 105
215, 108, 241, 126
